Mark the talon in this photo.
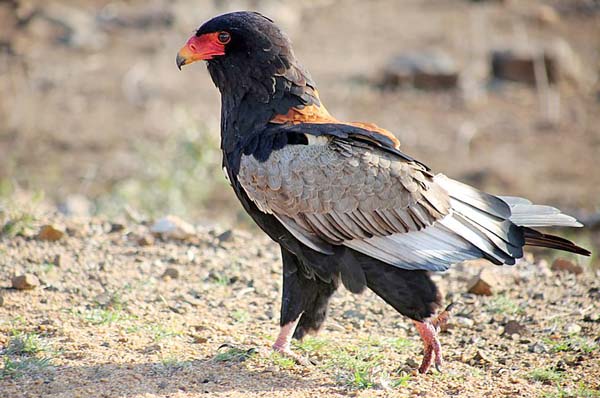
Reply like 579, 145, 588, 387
414, 319, 444, 374
272, 345, 313, 366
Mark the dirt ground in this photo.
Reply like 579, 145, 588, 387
0, 213, 598, 398
1, 0, 600, 397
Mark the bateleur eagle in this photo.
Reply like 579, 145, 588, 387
177, 11, 590, 373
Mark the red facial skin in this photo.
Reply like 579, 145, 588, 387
177, 33, 227, 68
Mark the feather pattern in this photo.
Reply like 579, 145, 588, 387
236, 126, 588, 271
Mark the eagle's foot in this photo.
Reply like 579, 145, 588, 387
272, 344, 313, 366
413, 320, 443, 374
413, 303, 457, 374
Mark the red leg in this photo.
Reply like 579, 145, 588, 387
413, 319, 442, 374
272, 316, 312, 366
413, 304, 455, 374
273, 317, 300, 353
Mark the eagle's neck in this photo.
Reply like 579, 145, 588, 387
207, 58, 320, 154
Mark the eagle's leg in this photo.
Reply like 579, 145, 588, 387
413, 319, 442, 374
272, 316, 312, 365
413, 304, 455, 373
274, 247, 338, 365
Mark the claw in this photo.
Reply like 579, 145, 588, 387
435, 359, 443, 373
272, 345, 313, 366
431, 301, 461, 331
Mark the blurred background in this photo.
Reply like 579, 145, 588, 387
0, 0, 599, 236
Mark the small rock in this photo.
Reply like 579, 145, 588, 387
491, 50, 558, 85
191, 335, 208, 344
109, 223, 125, 233
405, 357, 419, 369
502, 320, 526, 336
528, 342, 547, 354
342, 309, 365, 320
54, 253, 73, 268
551, 258, 583, 275
12, 274, 40, 290
455, 316, 475, 328
137, 234, 155, 246
216, 230, 233, 243
37, 224, 65, 241
583, 314, 600, 323
58, 194, 93, 217
143, 344, 162, 354
442, 315, 475, 331
162, 267, 180, 280
470, 349, 492, 364
467, 269, 500, 296
380, 50, 459, 91
564, 323, 582, 335
151, 215, 195, 240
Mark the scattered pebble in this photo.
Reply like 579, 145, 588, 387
37, 224, 65, 241
491, 50, 558, 85
54, 253, 74, 268
380, 50, 459, 91
109, 223, 125, 233
583, 314, 600, 323
162, 267, 180, 280
551, 258, 583, 275
528, 342, 547, 354
342, 309, 366, 320
502, 320, 526, 336
191, 335, 208, 344
216, 230, 234, 243
12, 273, 40, 290
564, 323, 582, 335
467, 269, 501, 296
151, 215, 195, 240
58, 194, 93, 217
137, 234, 155, 246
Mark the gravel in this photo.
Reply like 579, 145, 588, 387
0, 214, 598, 397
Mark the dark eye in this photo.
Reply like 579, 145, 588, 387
217, 31, 231, 44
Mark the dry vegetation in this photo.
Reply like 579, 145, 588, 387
1, 0, 600, 397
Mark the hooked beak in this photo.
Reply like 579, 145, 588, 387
176, 43, 195, 70
176, 52, 188, 70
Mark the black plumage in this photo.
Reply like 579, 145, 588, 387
177, 11, 590, 373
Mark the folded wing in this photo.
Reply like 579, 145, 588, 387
237, 130, 587, 271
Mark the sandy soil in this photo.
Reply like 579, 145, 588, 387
0, 213, 598, 398
1, 1, 600, 397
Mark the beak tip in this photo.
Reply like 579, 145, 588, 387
176, 53, 186, 70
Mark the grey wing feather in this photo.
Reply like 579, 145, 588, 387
498, 196, 582, 227
237, 138, 583, 272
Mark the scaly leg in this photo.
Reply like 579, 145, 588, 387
272, 315, 312, 366
413, 304, 455, 374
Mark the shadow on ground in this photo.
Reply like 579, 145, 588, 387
18, 357, 329, 397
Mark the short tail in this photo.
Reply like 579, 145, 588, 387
434, 176, 591, 265
499, 195, 590, 256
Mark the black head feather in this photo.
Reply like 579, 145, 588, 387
193, 12, 319, 153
